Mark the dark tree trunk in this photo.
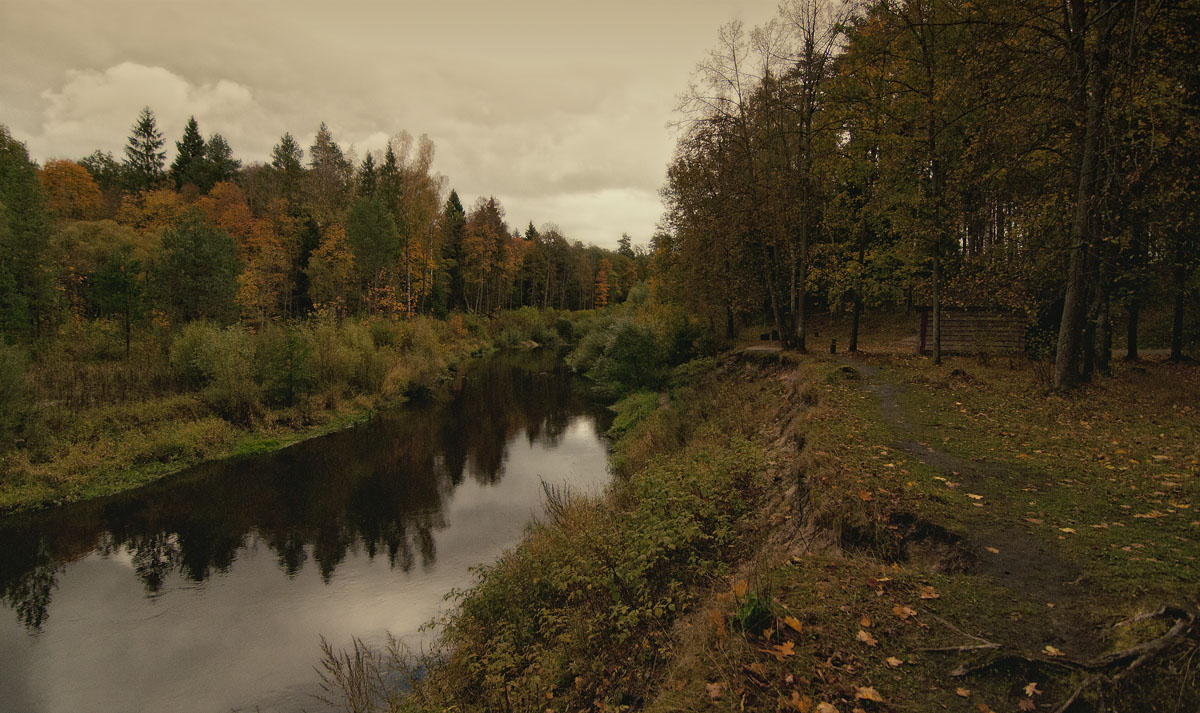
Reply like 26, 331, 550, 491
1125, 300, 1140, 361
1171, 265, 1187, 361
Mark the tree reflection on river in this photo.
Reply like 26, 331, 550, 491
0, 350, 611, 713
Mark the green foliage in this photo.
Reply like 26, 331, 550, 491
168, 323, 261, 422
256, 324, 315, 407
122, 107, 166, 192
732, 590, 775, 634
157, 210, 241, 322
607, 390, 658, 438
0, 339, 29, 444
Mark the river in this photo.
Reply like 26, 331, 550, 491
0, 350, 612, 713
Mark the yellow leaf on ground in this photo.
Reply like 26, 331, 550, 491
857, 629, 878, 646
733, 579, 748, 598
859, 489, 873, 501
885, 656, 903, 667
784, 615, 804, 633
815, 703, 839, 713
1059, 527, 1076, 533
1024, 682, 1041, 696
967, 493, 984, 500
855, 686, 884, 702
772, 641, 796, 660
1018, 699, 1036, 711
1044, 645, 1064, 657
860, 615, 872, 627
986, 547, 1000, 554
892, 604, 917, 620
919, 586, 939, 599
956, 688, 971, 698
787, 691, 811, 712
977, 704, 996, 713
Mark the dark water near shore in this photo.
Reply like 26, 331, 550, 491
0, 350, 612, 713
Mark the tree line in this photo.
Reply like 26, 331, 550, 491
0, 110, 648, 352
656, 0, 1197, 387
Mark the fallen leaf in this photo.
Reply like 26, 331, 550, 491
706, 681, 724, 700
854, 686, 884, 702
815, 703, 839, 713
986, 547, 1000, 554
885, 656, 903, 667
1059, 527, 1076, 533
763, 640, 796, 661
1044, 645, 1064, 657
967, 493, 984, 500
919, 586, 940, 600
859, 489, 874, 501
787, 691, 811, 712
977, 704, 996, 713
1018, 699, 1036, 711
784, 615, 804, 633
956, 687, 971, 698
857, 629, 878, 647
1024, 682, 1042, 697
1025, 517, 1044, 524
860, 615, 872, 627
733, 579, 748, 598
892, 604, 917, 620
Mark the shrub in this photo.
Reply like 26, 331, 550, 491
168, 321, 223, 388
194, 326, 262, 423
256, 324, 315, 407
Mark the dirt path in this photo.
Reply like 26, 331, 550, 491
850, 359, 1104, 655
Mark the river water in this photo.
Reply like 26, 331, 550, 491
0, 350, 612, 713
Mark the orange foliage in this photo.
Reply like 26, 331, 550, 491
38, 160, 102, 220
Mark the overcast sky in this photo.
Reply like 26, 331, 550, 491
1, 0, 781, 249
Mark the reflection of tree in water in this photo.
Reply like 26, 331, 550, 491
0, 352, 609, 631
0, 543, 61, 632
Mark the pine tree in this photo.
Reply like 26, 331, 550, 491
122, 107, 166, 192
358, 153, 377, 197
169, 116, 207, 190
204, 134, 241, 190
270, 133, 304, 205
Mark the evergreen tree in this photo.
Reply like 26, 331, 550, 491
378, 141, 402, 218
441, 189, 467, 308
122, 107, 166, 192
358, 153, 377, 198
156, 210, 241, 322
79, 150, 125, 192
270, 132, 304, 205
525, 221, 539, 241
0, 125, 52, 339
169, 116, 207, 190
204, 134, 241, 190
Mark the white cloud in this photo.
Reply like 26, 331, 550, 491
26, 62, 272, 162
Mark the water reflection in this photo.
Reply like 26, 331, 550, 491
0, 349, 610, 635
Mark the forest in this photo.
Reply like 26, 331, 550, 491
656, 0, 1197, 387
1, 0, 1198, 712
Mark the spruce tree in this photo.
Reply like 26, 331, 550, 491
122, 106, 166, 192
358, 153, 377, 197
169, 116, 207, 190
203, 134, 240, 189
270, 133, 304, 204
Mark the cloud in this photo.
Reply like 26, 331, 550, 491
499, 188, 664, 249
25, 62, 272, 161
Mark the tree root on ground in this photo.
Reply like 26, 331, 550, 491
931, 605, 1198, 712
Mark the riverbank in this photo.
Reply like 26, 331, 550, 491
324, 343, 1199, 711
0, 309, 579, 514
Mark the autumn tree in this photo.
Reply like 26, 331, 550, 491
306, 222, 356, 317
38, 160, 102, 221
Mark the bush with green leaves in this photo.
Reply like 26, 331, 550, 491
256, 324, 315, 407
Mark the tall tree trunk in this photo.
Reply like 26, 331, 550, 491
1171, 264, 1187, 361
1055, 0, 1114, 389
1125, 300, 1140, 361
932, 246, 942, 365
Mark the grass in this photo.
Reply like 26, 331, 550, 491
0, 309, 586, 514
310, 310, 1199, 713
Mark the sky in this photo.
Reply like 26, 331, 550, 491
1, 0, 781, 249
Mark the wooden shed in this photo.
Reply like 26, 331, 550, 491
918, 309, 1026, 356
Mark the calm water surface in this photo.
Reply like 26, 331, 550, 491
0, 351, 612, 713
